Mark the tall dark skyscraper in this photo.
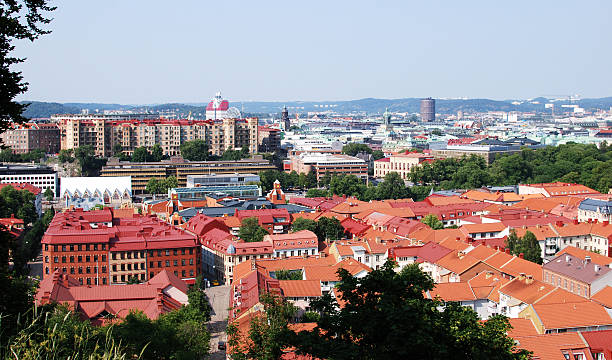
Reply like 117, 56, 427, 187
420, 98, 435, 122
281, 106, 290, 130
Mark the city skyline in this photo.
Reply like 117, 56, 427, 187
13, 1, 612, 104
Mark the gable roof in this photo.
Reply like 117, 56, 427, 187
531, 301, 612, 330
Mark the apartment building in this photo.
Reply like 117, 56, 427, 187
373, 152, 434, 179
101, 155, 275, 194
285, 153, 368, 182
0, 123, 60, 154
54, 114, 258, 157
543, 253, 612, 298
258, 126, 281, 153
41, 208, 200, 285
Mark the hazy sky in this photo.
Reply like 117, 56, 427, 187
14, 0, 612, 104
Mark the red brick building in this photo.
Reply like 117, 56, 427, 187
42, 208, 200, 285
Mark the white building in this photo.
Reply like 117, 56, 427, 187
0, 164, 58, 197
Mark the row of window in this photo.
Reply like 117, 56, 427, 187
46, 243, 106, 252
50, 254, 107, 263
46, 265, 107, 275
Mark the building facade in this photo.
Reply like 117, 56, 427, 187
101, 155, 275, 194
0, 123, 60, 154
0, 164, 58, 196
41, 208, 201, 285
286, 153, 368, 182
420, 98, 435, 122
258, 126, 281, 153
373, 152, 434, 179
55, 115, 258, 157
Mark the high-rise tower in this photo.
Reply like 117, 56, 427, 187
420, 98, 435, 122
281, 106, 290, 130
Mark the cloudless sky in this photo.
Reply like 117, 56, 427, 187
14, 0, 612, 104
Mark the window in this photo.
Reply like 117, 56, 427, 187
189, 259, 193, 265
158, 261, 162, 267
181, 249, 185, 255
189, 248, 193, 255
165, 260, 170, 267
86, 267, 91, 274
150, 272, 154, 278
102, 266, 106, 273
150, 261, 154, 268
165, 250, 170, 256
86, 256, 90, 262
173, 260, 178, 266
102, 255, 106, 262
61, 256, 66, 263
70, 267, 75, 274
113, 276, 117, 282
78, 255, 82, 263
102, 278, 107, 285
181, 259, 185, 266
86, 278, 91, 285
182, 270, 186, 277
78, 267, 83, 274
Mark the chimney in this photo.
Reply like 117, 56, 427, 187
573, 219, 579, 225
565, 255, 571, 262
505, 248, 510, 254
519, 253, 524, 259
595, 264, 601, 272
585, 256, 591, 263
603, 221, 609, 226
518, 273, 526, 281
525, 274, 534, 284
375, 236, 381, 244
485, 271, 493, 279
457, 251, 465, 259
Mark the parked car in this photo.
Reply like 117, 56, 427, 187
218, 341, 226, 351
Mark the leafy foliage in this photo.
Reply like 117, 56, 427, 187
0, 148, 45, 162
305, 188, 328, 198
341, 143, 372, 156
293, 217, 345, 242
274, 269, 303, 280
505, 230, 543, 264
410, 143, 612, 193
239, 217, 269, 243
43, 187, 54, 201
421, 213, 444, 230
74, 145, 106, 176
284, 262, 531, 360
258, 169, 317, 192
0, 0, 55, 133
180, 140, 211, 161
145, 176, 177, 195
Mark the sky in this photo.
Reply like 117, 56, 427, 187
14, 0, 612, 104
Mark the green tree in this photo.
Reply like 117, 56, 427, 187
180, 139, 210, 161
227, 293, 297, 360
0, 0, 55, 133
505, 230, 520, 254
239, 217, 269, 243
319, 171, 332, 187
132, 146, 151, 162
163, 175, 178, 192
285, 262, 531, 360
372, 150, 385, 160
146, 177, 162, 195
315, 216, 345, 242
58, 149, 73, 163
43, 187, 54, 201
329, 174, 366, 198
275, 269, 303, 280
520, 231, 543, 264
151, 144, 164, 162
291, 218, 318, 233
376, 172, 408, 200
342, 143, 372, 156
306, 188, 328, 198
74, 145, 105, 176
421, 213, 443, 230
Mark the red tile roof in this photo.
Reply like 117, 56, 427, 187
0, 182, 41, 195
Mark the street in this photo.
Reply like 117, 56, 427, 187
206, 284, 230, 360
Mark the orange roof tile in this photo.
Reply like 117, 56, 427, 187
461, 190, 502, 202
534, 288, 588, 305
531, 301, 612, 329
513, 333, 589, 360
506, 318, 539, 338
223, 216, 241, 228
499, 257, 543, 281
499, 278, 555, 304
591, 286, 612, 308
426, 195, 476, 206
279, 280, 322, 297
483, 251, 515, 269
428, 282, 476, 302
460, 222, 507, 234
466, 245, 498, 260
436, 251, 480, 275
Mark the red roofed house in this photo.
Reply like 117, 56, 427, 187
266, 180, 286, 205
518, 182, 600, 197
42, 208, 201, 286
36, 269, 188, 325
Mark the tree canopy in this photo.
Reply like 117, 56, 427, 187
239, 217, 269, 243
145, 176, 177, 195
0, 0, 55, 133
342, 143, 372, 156
421, 213, 444, 230
409, 143, 612, 193
505, 230, 543, 264
231, 262, 530, 360
180, 140, 211, 161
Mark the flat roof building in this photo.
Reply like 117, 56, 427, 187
101, 156, 275, 194
286, 153, 368, 183
0, 163, 58, 196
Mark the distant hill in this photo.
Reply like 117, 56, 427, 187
19, 96, 612, 118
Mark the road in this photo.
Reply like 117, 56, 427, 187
206, 284, 230, 360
